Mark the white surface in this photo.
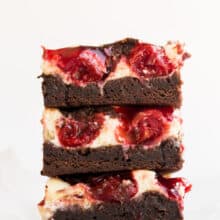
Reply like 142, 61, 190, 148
0, 0, 220, 219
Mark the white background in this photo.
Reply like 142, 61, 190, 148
0, 0, 220, 219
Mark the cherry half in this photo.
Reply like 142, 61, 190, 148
89, 173, 138, 203
129, 43, 175, 78
43, 47, 106, 85
131, 110, 163, 144
56, 114, 104, 147
115, 107, 172, 145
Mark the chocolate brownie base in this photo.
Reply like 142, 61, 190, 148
42, 72, 182, 108
42, 138, 183, 176
52, 191, 182, 220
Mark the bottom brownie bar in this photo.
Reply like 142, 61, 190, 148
38, 170, 191, 220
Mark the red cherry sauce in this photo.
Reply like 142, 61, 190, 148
115, 107, 173, 145
56, 113, 104, 147
89, 172, 138, 203
129, 43, 175, 78
38, 199, 45, 206
157, 175, 192, 209
43, 47, 106, 85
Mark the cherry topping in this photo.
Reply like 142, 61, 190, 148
38, 199, 45, 206
89, 173, 138, 203
56, 114, 104, 147
158, 106, 174, 121
129, 43, 175, 78
43, 47, 106, 85
115, 107, 171, 145
131, 110, 163, 144
158, 175, 192, 209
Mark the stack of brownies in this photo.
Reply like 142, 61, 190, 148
38, 38, 191, 220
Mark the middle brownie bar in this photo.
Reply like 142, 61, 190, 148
42, 106, 183, 176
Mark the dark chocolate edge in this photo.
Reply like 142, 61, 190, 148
60, 105, 117, 120
42, 73, 182, 108
42, 137, 183, 176
52, 191, 183, 220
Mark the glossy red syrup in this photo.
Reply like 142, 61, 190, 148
43, 47, 106, 85
129, 43, 175, 78
115, 107, 173, 145
56, 114, 104, 147
89, 173, 138, 203
38, 199, 45, 206
158, 175, 192, 209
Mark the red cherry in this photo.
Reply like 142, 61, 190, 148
131, 110, 164, 144
56, 114, 104, 147
90, 173, 137, 203
43, 46, 82, 67
115, 107, 165, 145
43, 47, 106, 85
115, 107, 146, 144
158, 107, 174, 121
129, 43, 175, 78
70, 49, 106, 85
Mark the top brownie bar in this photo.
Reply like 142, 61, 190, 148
41, 38, 189, 108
